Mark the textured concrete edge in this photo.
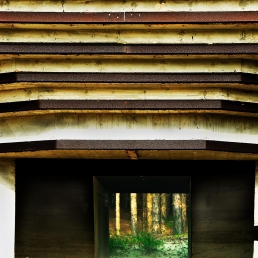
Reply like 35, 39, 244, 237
0, 99, 258, 113
1, 43, 258, 54
0, 140, 258, 153
0, 72, 257, 84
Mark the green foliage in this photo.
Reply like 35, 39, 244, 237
109, 231, 188, 257
109, 234, 131, 252
109, 231, 164, 255
162, 215, 173, 230
134, 231, 164, 254
173, 234, 184, 239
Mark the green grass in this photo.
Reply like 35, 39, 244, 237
134, 231, 164, 254
109, 231, 189, 258
109, 231, 164, 255
109, 234, 131, 251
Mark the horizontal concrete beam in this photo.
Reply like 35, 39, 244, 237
0, 140, 258, 154
1, 72, 257, 84
1, 0, 258, 12
1, 24, 257, 44
1, 149, 258, 160
1, 43, 258, 55
2, 60, 258, 74
0, 11, 258, 24
1, 99, 258, 114
2, 112, 258, 145
1, 87, 258, 105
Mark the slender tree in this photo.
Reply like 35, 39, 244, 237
131, 193, 137, 234
181, 193, 187, 234
116, 193, 121, 235
172, 193, 183, 235
161, 193, 167, 234
147, 193, 153, 232
142, 193, 147, 231
152, 193, 161, 234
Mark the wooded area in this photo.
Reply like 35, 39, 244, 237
109, 193, 189, 257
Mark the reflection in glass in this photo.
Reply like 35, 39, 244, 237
109, 193, 189, 258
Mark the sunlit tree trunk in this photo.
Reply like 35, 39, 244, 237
152, 193, 160, 234
172, 193, 183, 235
142, 193, 147, 231
161, 193, 167, 234
181, 193, 187, 234
131, 193, 137, 234
147, 193, 153, 232
116, 193, 121, 235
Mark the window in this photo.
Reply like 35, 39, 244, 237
94, 176, 191, 258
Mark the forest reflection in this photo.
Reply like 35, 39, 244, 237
109, 193, 189, 258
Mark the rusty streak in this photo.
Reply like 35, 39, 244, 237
0, 99, 257, 113
0, 140, 258, 153
1, 43, 258, 54
0, 72, 257, 84
0, 11, 258, 24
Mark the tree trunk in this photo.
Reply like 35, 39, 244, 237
161, 193, 167, 234
116, 193, 120, 235
152, 193, 160, 234
181, 193, 187, 234
142, 193, 147, 231
147, 193, 153, 232
172, 193, 183, 235
130, 193, 137, 234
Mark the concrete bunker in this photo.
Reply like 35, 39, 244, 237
14, 159, 255, 258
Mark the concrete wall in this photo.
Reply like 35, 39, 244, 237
191, 162, 255, 258
15, 159, 94, 258
0, 159, 15, 258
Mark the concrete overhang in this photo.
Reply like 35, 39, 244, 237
0, 99, 258, 117
1, 71, 258, 85
0, 140, 258, 160
1, 43, 258, 55
0, 11, 258, 24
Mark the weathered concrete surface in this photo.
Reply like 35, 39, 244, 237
0, 0, 257, 12
0, 113, 258, 144
255, 162, 258, 226
253, 241, 258, 258
192, 243, 253, 258
15, 160, 94, 258
190, 162, 255, 258
2, 58, 258, 74
2, 86, 258, 104
1, 25, 258, 44
0, 159, 15, 258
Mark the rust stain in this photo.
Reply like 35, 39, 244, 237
0, 139, 258, 154
0, 99, 258, 113
1, 72, 258, 84
0, 11, 257, 24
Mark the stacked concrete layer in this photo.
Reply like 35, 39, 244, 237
0, 2, 258, 159
0, 0, 258, 12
